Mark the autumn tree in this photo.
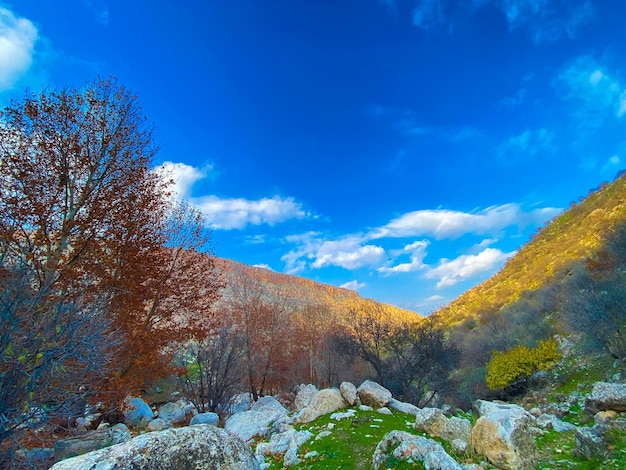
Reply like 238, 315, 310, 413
0, 77, 222, 445
222, 268, 295, 400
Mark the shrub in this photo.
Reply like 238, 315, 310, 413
486, 339, 561, 391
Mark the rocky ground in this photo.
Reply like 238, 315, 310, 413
26, 377, 626, 469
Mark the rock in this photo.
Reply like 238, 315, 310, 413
330, 409, 356, 421
294, 384, 318, 412
371, 430, 461, 470
585, 382, 626, 413
147, 418, 170, 432
451, 438, 469, 454
574, 426, 610, 460
123, 397, 153, 428
340, 381, 358, 406
255, 428, 313, 457
423, 450, 463, 470
53, 425, 132, 461
49, 425, 259, 470
377, 407, 392, 415
471, 400, 538, 470
224, 396, 290, 442
359, 404, 373, 411
357, 380, 392, 408
226, 393, 253, 415
595, 410, 618, 425
389, 398, 420, 415
536, 413, 577, 432
414, 408, 448, 436
441, 416, 472, 444
297, 388, 348, 423
190, 412, 219, 426
158, 402, 186, 424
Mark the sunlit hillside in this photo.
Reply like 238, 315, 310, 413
432, 172, 626, 327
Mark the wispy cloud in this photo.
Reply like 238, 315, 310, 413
153, 161, 309, 230
340, 280, 366, 291
83, 1, 110, 25
378, 240, 429, 275
494, 128, 555, 164
281, 234, 386, 272
0, 7, 38, 91
371, 203, 560, 240
424, 247, 514, 288
557, 55, 626, 128
407, 0, 594, 43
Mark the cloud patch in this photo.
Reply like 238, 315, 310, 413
425, 247, 514, 288
340, 280, 366, 291
495, 128, 555, 164
371, 203, 560, 240
0, 7, 38, 91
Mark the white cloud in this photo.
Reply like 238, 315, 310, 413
196, 195, 307, 230
340, 280, 366, 291
0, 7, 37, 91
425, 247, 513, 288
281, 233, 386, 272
154, 161, 309, 230
378, 240, 429, 275
154, 161, 212, 198
372, 203, 560, 240
253, 263, 273, 271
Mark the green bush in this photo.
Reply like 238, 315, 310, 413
486, 339, 561, 391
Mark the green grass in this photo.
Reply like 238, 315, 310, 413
259, 409, 421, 469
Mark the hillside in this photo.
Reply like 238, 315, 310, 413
215, 258, 420, 324
431, 173, 626, 328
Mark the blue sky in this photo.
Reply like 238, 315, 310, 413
2, 1, 625, 313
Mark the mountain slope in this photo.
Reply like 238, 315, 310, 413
432, 174, 626, 327
216, 258, 421, 323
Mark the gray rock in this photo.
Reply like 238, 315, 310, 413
158, 402, 186, 424
357, 380, 392, 408
451, 438, 469, 454
226, 393, 253, 415
414, 408, 448, 436
297, 388, 348, 423
50, 425, 259, 470
123, 397, 153, 428
536, 413, 577, 432
585, 382, 626, 413
441, 416, 472, 444
420, 391, 443, 409
339, 381, 358, 406
423, 450, 463, 470
371, 430, 460, 470
256, 429, 312, 467
294, 384, 318, 412
471, 400, 538, 470
574, 426, 610, 460
388, 398, 420, 415
147, 418, 170, 432
190, 412, 219, 426
224, 396, 290, 442
53, 425, 132, 461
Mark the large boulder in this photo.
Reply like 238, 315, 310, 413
158, 402, 186, 424
224, 396, 290, 442
53, 424, 131, 461
584, 382, 626, 413
339, 382, 358, 406
123, 397, 153, 428
294, 384, 318, 412
50, 425, 259, 470
471, 400, 538, 470
414, 408, 471, 446
297, 388, 348, 423
573, 425, 610, 460
357, 380, 392, 408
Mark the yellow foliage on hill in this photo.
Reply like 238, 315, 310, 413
432, 174, 626, 328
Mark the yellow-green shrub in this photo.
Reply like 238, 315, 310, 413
486, 339, 561, 391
